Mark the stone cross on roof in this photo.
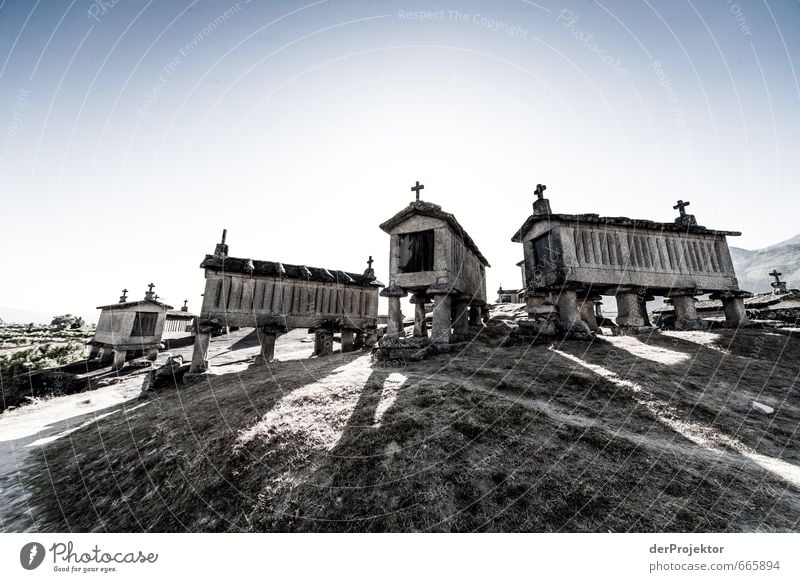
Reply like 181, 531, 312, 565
148, 283, 155, 293
535, 184, 547, 200
182, 300, 188, 312
145, 283, 155, 301
673, 199, 691, 217
364, 255, 376, 280
119, 288, 128, 303
770, 269, 788, 294
411, 180, 424, 202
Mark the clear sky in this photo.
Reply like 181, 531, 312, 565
1, 0, 798, 323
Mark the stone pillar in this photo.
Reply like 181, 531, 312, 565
354, 331, 365, 349
99, 347, 114, 364
710, 291, 752, 328
314, 328, 334, 356
256, 329, 277, 363
469, 305, 481, 326
672, 295, 697, 320
431, 294, 452, 344
556, 289, 590, 335
190, 332, 211, 373
112, 349, 127, 370
722, 297, 749, 327
387, 297, 404, 336
452, 297, 470, 339
410, 294, 429, 338
381, 284, 408, 337
639, 297, 652, 327
578, 297, 599, 332
87, 344, 101, 360
341, 329, 355, 353
146, 347, 159, 361
616, 291, 646, 327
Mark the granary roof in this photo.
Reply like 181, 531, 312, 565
166, 310, 197, 318
654, 289, 800, 314
200, 255, 384, 287
379, 201, 491, 267
511, 213, 742, 243
96, 299, 174, 311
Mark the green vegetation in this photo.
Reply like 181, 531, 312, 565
0, 342, 86, 395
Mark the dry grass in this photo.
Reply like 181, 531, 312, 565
19, 327, 800, 532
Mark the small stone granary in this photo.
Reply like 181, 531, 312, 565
189, 231, 383, 373
88, 285, 171, 369
654, 271, 800, 325
496, 285, 525, 304
376, 181, 489, 359
163, 300, 197, 341
511, 184, 751, 336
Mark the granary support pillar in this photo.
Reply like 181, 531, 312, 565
430, 293, 453, 344
710, 291, 752, 328
314, 328, 334, 356
669, 290, 706, 330
111, 349, 127, 370
99, 347, 114, 365
381, 284, 408, 337
577, 294, 600, 332
469, 305, 482, 326
190, 331, 211, 373
146, 347, 159, 361
341, 329, 356, 353
86, 343, 101, 360
256, 327, 281, 364
555, 288, 591, 336
452, 297, 471, 340
615, 289, 646, 328
410, 294, 429, 338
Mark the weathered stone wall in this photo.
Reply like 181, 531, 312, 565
387, 214, 487, 301
93, 303, 167, 348
521, 220, 739, 293
200, 271, 379, 330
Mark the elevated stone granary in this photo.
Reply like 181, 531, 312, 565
378, 182, 489, 350
88, 284, 171, 369
189, 231, 383, 372
511, 184, 751, 334
163, 300, 197, 341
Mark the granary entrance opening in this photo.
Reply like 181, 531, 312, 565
398, 229, 434, 273
131, 312, 158, 336
529, 233, 558, 274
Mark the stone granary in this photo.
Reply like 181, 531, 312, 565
163, 300, 197, 341
189, 231, 383, 373
378, 181, 489, 354
88, 285, 171, 369
511, 184, 751, 335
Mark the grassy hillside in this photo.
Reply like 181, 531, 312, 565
21, 326, 800, 532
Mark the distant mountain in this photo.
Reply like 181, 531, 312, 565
730, 234, 800, 293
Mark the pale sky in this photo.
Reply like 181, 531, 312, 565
1, 0, 798, 323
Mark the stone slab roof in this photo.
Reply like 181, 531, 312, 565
380, 201, 490, 267
512, 213, 742, 243
655, 290, 800, 314
166, 310, 197, 318
200, 255, 383, 287
96, 299, 174, 311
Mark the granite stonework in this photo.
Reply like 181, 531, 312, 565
375, 193, 490, 359
88, 286, 171, 369
189, 232, 383, 373
511, 187, 751, 335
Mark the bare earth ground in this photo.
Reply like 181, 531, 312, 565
3, 323, 799, 532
